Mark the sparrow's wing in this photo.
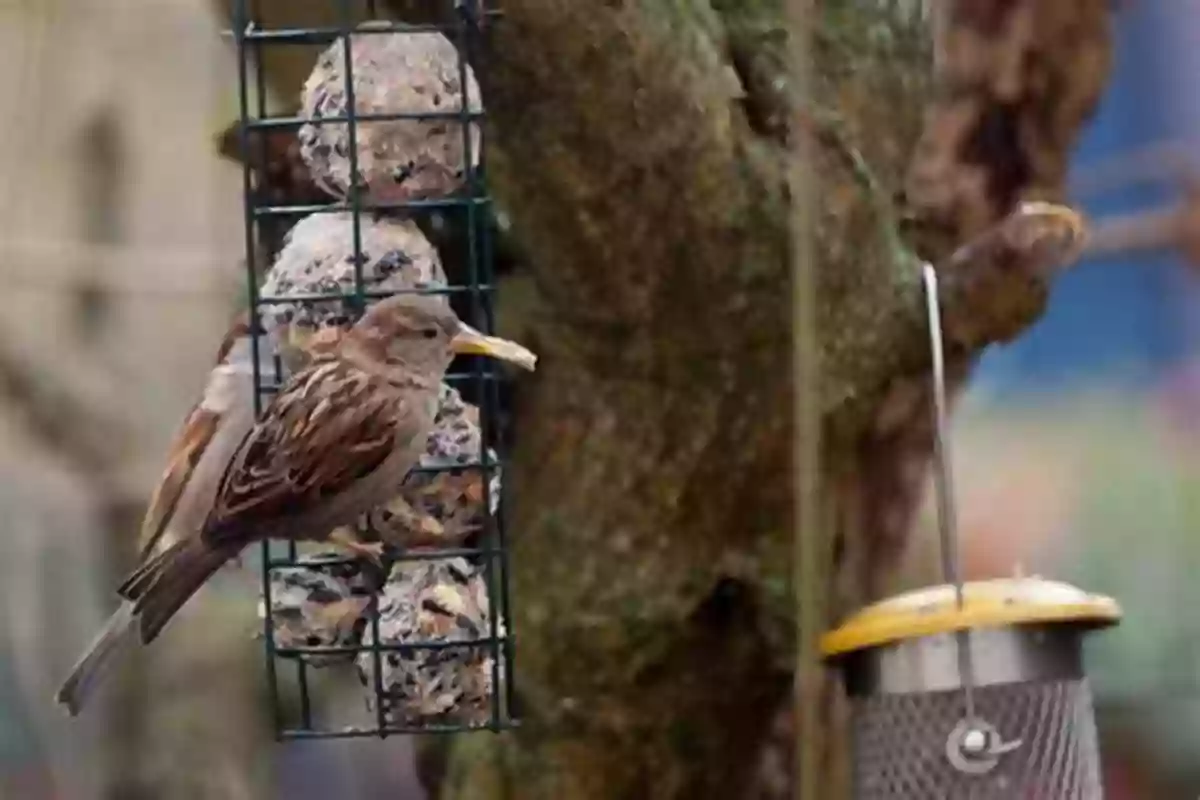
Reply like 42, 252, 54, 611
202, 359, 421, 545
136, 404, 223, 559
137, 313, 252, 559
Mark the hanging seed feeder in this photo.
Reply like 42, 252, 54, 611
821, 261, 1123, 799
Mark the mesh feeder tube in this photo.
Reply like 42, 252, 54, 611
821, 576, 1121, 799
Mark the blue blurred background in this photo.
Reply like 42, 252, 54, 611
977, 0, 1200, 393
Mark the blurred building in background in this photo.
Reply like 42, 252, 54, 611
0, 2, 426, 798
0, 1, 254, 797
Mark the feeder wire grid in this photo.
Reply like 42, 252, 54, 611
231, 0, 516, 740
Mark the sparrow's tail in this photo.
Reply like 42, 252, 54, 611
56, 538, 232, 716
118, 536, 233, 646
55, 600, 138, 716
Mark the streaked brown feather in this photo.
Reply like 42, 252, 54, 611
136, 406, 222, 559
135, 311, 252, 559
212, 310, 252, 366
201, 359, 415, 545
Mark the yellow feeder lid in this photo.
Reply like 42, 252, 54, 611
820, 576, 1121, 659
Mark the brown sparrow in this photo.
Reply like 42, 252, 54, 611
291, 331, 502, 553
56, 294, 535, 716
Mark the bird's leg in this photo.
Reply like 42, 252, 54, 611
375, 495, 449, 547
328, 525, 386, 566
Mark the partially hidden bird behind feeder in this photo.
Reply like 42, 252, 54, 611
55, 294, 536, 716
53, 310, 278, 714
821, 577, 1121, 799
298, 22, 482, 206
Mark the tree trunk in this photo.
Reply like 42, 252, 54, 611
443, 2, 1113, 797
216, 0, 1114, 796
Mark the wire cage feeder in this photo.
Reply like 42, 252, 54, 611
230, 0, 517, 739
821, 264, 1123, 798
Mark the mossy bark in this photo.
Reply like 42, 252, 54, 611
444, 3, 1111, 797
214, 0, 1113, 796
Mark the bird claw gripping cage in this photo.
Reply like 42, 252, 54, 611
230, 0, 516, 739
821, 263, 1123, 798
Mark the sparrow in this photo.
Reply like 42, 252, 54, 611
282, 327, 501, 553
255, 210, 463, 549
55, 293, 536, 716
216, 122, 328, 211
284, 324, 452, 560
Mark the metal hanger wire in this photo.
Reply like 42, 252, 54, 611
921, 262, 978, 721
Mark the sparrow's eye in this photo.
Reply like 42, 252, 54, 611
421, 328, 438, 340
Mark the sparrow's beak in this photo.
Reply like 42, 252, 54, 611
450, 324, 538, 371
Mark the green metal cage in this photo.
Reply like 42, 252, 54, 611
230, 0, 516, 740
